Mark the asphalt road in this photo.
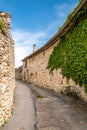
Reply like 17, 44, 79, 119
29, 83, 87, 130
2, 80, 36, 130
2, 80, 87, 130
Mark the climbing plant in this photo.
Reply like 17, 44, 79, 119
48, 5, 87, 92
0, 20, 6, 34
79, 0, 83, 3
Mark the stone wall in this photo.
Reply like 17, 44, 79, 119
0, 12, 15, 127
22, 41, 87, 102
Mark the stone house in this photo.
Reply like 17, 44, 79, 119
21, 0, 87, 102
0, 12, 15, 126
15, 66, 23, 80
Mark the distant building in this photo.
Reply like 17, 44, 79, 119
15, 66, 23, 80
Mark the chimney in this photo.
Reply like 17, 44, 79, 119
33, 44, 36, 53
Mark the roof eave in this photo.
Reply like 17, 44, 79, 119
22, 0, 87, 61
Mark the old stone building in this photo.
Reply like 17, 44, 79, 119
15, 66, 22, 80
0, 12, 15, 126
17, 0, 87, 102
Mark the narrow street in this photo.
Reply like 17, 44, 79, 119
2, 80, 36, 130
2, 80, 87, 130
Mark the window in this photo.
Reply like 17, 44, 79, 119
24, 60, 27, 68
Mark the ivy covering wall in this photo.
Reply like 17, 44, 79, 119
79, 0, 83, 3
48, 5, 87, 92
0, 20, 6, 34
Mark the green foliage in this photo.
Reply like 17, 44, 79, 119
67, 10, 74, 20
58, 10, 74, 31
58, 26, 63, 31
0, 20, 6, 34
79, 0, 83, 3
58, 5, 86, 32
48, 7, 87, 93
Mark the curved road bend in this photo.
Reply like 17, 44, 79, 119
2, 80, 87, 130
29, 83, 87, 130
2, 80, 36, 130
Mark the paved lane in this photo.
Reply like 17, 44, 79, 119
2, 80, 87, 130
29, 84, 87, 130
2, 80, 36, 130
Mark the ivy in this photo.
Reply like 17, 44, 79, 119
48, 6, 87, 93
0, 20, 6, 34
79, 0, 83, 3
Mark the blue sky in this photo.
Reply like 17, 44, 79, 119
0, 0, 79, 67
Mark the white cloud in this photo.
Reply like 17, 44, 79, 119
47, 20, 59, 31
12, 29, 47, 68
15, 44, 30, 68
55, 4, 68, 11
53, 2, 78, 31
47, 4, 69, 33
54, 4, 68, 17
13, 2, 78, 68
54, 3, 77, 18
57, 12, 65, 17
